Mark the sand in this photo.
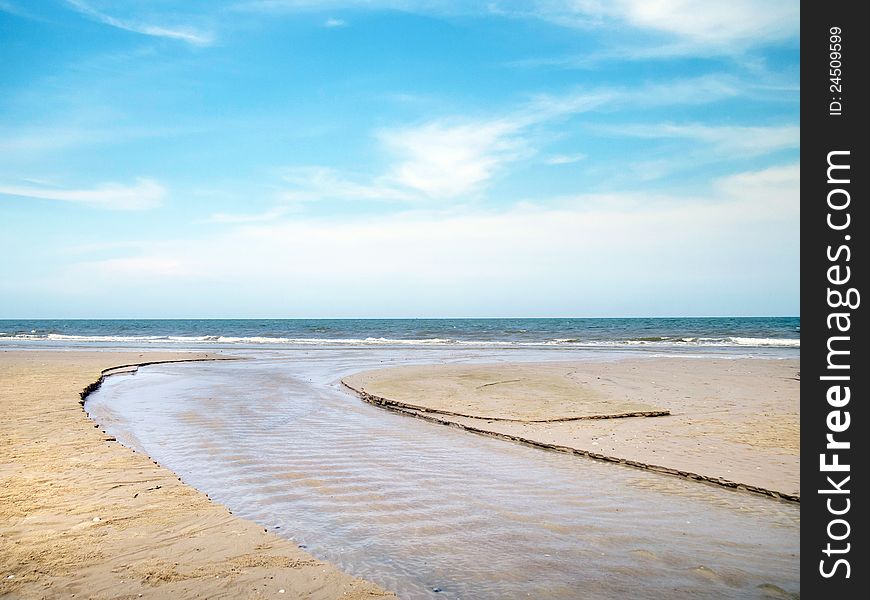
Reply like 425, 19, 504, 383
343, 358, 800, 501
0, 350, 395, 600
342, 362, 668, 421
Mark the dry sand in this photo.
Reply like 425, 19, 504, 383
0, 350, 395, 600
343, 358, 800, 501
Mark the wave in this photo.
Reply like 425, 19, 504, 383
720, 337, 800, 347
0, 332, 800, 348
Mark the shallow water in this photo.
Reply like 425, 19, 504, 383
86, 349, 800, 599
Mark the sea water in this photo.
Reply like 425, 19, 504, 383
0, 317, 799, 351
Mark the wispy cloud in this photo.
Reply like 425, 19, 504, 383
91, 256, 190, 277
378, 119, 528, 198
273, 118, 529, 202
59, 163, 798, 316
207, 207, 291, 223
276, 75, 749, 203
0, 0, 36, 19
233, 0, 800, 56
715, 163, 799, 212
232, 0, 798, 48
64, 0, 214, 46
323, 17, 346, 27
232, 0, 464, 14
498, 0, 798, 53
598, 123, 800, 156
0, 178, 165, 210
593, 0, 798, 47
0, 123, 197, 156
276, 117, 532, 202
0, 128, 100, 155
522, 75, 742, 123
544, 153, 587, 165
233, 0, 797, 54
279, 167, 415, 202
509, 0, 800, 67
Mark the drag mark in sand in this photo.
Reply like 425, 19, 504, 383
341, 358, 800, 502
347, 385, 670, 423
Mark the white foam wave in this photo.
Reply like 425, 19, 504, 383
725, 337, 800, 347
0, 332, 800, 348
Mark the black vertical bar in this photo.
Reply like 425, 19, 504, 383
802, 1, 867, 596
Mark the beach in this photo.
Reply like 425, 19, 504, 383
80, 345, 799, 598
0, 350, 395, 600
343, 358, 800, 500
0, 321, 801, 598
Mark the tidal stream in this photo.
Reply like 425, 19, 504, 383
86, 349, 799, 599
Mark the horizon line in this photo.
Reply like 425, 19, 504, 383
0, 315, 801, 320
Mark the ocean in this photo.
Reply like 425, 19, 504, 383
0, 317, 799, 349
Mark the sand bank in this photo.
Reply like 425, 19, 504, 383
0, 350, 395, 600
343, 358, 799, 501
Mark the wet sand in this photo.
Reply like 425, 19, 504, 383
0, 350, 395, 600
343, 357, 800, 500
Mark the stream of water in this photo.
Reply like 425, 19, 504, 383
86, 348, 799, 599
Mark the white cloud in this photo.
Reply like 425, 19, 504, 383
544, 153, 587, 165
524, 75, 741, 122
715, 163, 799, 214
280, 167, 415, 202
0, 128, 107, 154
520, 89, 613, 122
207, 207, 291, 223
495, 0, 798, 51
64, 0, 214, 46
378, 119, 527, 198
91, 256, 190, 277
599, 123, 799, 156
599, 0, 798, 46
323, 17, 346, 27
0, 1, 32, 18
231, 1, 797, 51
287, 91, 600, 201
276, 75, 762, 203
276, 120, 527, 201
0, 122, 196, 156
57, 163, 798, 316
233, 1, 468, 14
0, 178, 165, 210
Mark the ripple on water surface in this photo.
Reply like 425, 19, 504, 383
86, 352, 800, 600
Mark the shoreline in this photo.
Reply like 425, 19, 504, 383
342, 357, 800, 503
0, 350, 395, 599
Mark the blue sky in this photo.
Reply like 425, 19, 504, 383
0, 1, 799, 318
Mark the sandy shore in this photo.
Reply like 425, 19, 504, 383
343, 357, 799, 501
0, 350, 395, 600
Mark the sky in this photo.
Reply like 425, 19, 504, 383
0, 0, 800, 318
